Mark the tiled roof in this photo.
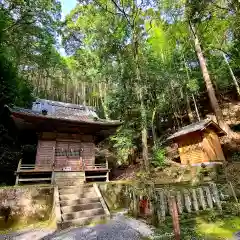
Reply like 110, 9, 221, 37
7, 102, 121, 127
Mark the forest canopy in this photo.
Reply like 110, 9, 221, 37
0, 0, 240, 173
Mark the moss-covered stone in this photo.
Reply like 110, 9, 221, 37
0, 185, 53, 231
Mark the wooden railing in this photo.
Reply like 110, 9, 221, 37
17, 159, 109, 172
84, 161, 108, 170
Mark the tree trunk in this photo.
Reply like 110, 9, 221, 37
214, 34, 240, 98
192, 93, 200, 121
186, 94, 194, 123
151, 107, 157, 146
133, 36, 149, 171
139, 86, 149, 171
99, 82, 110, 119
190, 23, 232, 135
222, 52, 240, 97
82, 82, 86, 105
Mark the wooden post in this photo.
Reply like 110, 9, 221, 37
183, 189, 192, 213
51, 171, 55, 185
106, 159, 109, 169
52, 145, 55, 170
15, 174, 19, 185
210, 183, 222, 211
106, 159, 109, 182
176, 191, 183, 214
106, 171, 109, 182
169, 196, 180, 240
204, 186, 213, 209
198, 187, 206, 210
17, 158, 22, 172
15, 159, 22, 185
229, 181, 238, 203
155, 191, 161, 224
51, 145, 55, 185
159, 190, 166, 221
192, 188, 199, 212
132, 187, 139, 217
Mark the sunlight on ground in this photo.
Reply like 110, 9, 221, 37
0, 216, 56, 234
196, 216, 240, 238
155, 215, 240, 239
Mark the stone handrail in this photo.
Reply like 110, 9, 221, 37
53, 185, 62, 228
93, 183, 110, 218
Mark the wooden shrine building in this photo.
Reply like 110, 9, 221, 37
7, 99, 121, 185
167, 120, 226, 166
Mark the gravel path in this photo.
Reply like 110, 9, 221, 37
0, 214, 154, 240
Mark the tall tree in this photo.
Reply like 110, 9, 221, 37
186, 0, 233, 135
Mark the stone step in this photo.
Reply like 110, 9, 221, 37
60, 214, 106, 229
59, 186, 94, 195
62, 208, 105, 221
61, 202, 102, 214
60, 197, 100, 207
58, 183, 93, 190
59, 191, 97, 201
55, 180, 85, 187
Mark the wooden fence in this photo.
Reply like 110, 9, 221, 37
125, 182, 232, 225
154, 183, 222, 222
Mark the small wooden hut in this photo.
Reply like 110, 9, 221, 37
167, 120, 226, 166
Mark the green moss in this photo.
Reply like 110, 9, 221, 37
196, 216, 240, 238
0, 217, 56, 234
153, 215, 240, 239
87, 218, 108, 226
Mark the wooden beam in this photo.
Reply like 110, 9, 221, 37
18, 178, 51, 182
85, 175, 107, 179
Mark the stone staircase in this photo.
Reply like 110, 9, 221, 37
56, 183, 109, 228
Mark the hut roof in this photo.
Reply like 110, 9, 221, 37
167, 119, 226, 140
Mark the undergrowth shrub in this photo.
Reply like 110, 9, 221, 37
152, 147, 166, 167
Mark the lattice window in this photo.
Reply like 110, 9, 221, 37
55, 148, 83, 158
68, 149, 81, 157
55, 148, 67, 156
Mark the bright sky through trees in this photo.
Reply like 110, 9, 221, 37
60, 0, 77, 19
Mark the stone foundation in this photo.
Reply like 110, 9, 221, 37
0, 186, 53, 230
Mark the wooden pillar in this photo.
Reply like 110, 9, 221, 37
204, 186, 213, 209
106, 159, 109, 169
15, 159, 22, 185
51, 172, 55, 185
159, 190, 166, 221
183, 189, 192, 213
169, 196, 180, 240
198, 187, 206, 210
15, 174, 19, 185
192, 188, 199, 211
210, 183, 222, 211
176, 191, 183, 214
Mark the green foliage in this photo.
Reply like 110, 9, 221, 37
0, 0, 240, 177
110, 128, 136, 165
151, 147, 166, 167
203, 209, 219, 222
231, 152, 240, 162
223, 202, 240, 216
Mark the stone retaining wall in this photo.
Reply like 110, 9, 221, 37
98, 182, 129, 211
0, 186, 53, 230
